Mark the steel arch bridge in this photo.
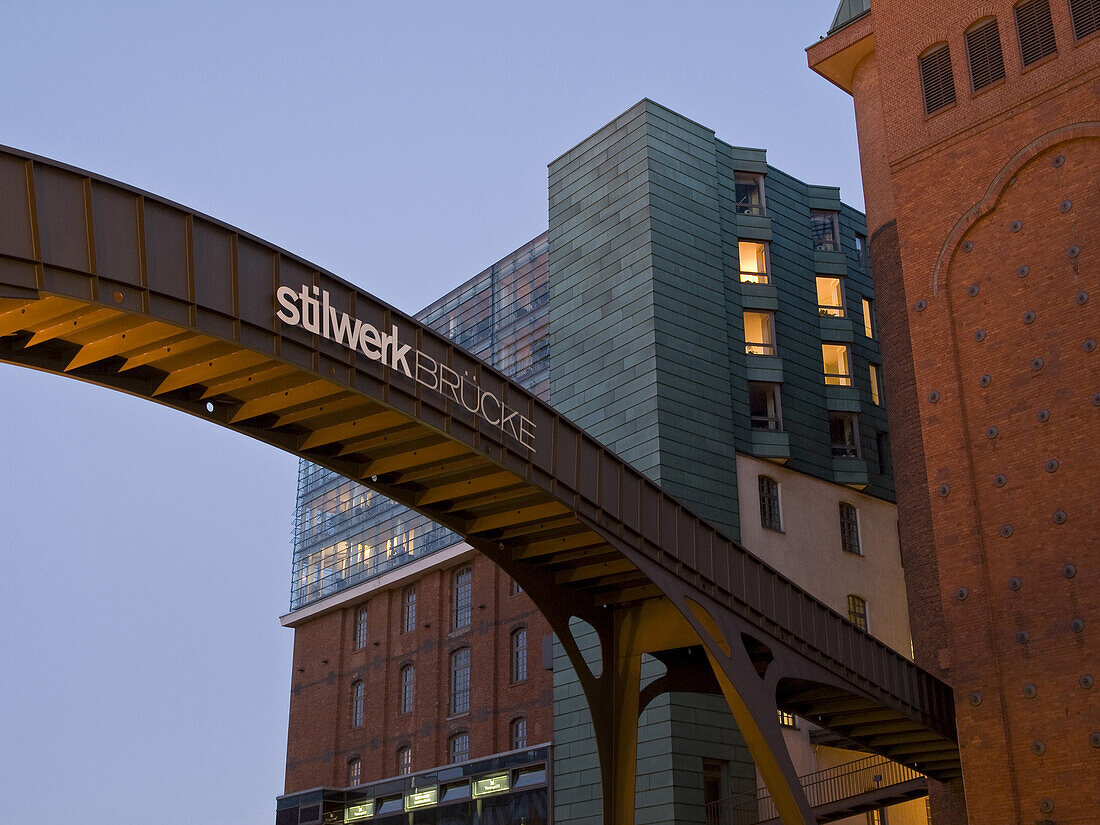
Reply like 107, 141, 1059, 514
0, 147, 960, 824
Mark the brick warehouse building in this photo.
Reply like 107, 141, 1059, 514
277, 100, 930, 825
809, 1, 1099, 823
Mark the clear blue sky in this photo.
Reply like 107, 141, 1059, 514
0, 3, 861, 822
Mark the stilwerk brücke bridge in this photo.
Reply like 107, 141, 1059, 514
0, 147, 959, 824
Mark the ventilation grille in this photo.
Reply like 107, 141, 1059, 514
1070, 0, 1100, 40
1015, 0, 1057, 65
920, 46, 957, 114
967, 20, 1007, 90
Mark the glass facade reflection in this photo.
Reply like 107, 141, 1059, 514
289, 235, 549, 610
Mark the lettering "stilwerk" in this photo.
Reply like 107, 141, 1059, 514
276, 285, 536, 451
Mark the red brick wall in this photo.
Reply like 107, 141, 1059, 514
284, 553, 553, 792
812, 4, 1099, 822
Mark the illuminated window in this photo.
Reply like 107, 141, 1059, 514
840, 503, 862, 555
830, 413, 860, 458
862, 298, 876, 338
919, 44, 956, 114
816, 276, 845, 317
353, 603, 369, 650
1069, 0, 1100, 40
848, 595, 869, 631
449, 731, 470, 764
398, 746, 412, 775
738, 241, 769, 284
744, 311, 776, 355
810, 210, 840, 251
734, 173, 765, 215
777, 710, 797, 728
402, 585, 417, 633
966, 18, 1006, 90
867, 807, 885, 825
759, 476, 781, 531
450, 647, 471, 715
511, 716, 528, 750
350, 680, 365, 728
400, 664, 414, 714
511, 627, 528, 683
453, 566, 472, 630
347, 757, 361, 786
869, 364, 882, 405
1015, 0, 1057, 65
748, 382, 782, 431
821, 344, 852, 386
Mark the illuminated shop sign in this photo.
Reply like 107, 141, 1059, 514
404, 787, 439, 810
276, 286, 537, 451
472, 774, 510, 797
344, 801, 374, 822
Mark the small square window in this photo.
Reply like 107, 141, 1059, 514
734, 173, 765, 216
810, 210, 840, 252
816, 276, 845, 317
748, 383, 782, 431
848, 595, 869, 631
830, 413, 860, 458
777, 710, 797, 728
738, 241, 769, 284
821, 344, 852, 386
743, 311, 776, 355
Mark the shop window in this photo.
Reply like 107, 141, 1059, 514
759, 476, 782, 531
353, 603, 369, 650
398, 746, 412, 775
350, 680, 364, 728
821, 344, 852, 386
748, 382, 782, 430
816, 276, 845, 317
1069, 0, 1100, 40
862, 298, 876, 338
919, 44, 957, 114
830, 413, 860, 458
738, 241, 769, 283
402, 585, 417, 633
1015, 0, 1057, 64
840, 502, 862, 555
869, 364, 882, 406
734, 173, 766, 215
744, 311, 776, 355
450, 647, 471, 715
848, 594, 869, 631
810, 210, 840, 251
511, 716, 528, 750
453, 566, 472, 630
449, 731, 470, 764
966, 18, 1006, 90
511, 627, 528, 683
400, 664, 414, 714
347, 757, 361, 786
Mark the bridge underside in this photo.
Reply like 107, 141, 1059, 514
0, 147, 960, 823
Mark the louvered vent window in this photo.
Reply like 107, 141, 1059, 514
966, 20, 1007, 90
920, 45, 957, 114
1015, 0, 1057, 65
1069, 0, 1100, 40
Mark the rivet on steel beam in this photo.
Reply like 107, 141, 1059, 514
974, 329, 986, 342
979, 374, 992, 387
1053, 510, 1067, 525
1045, 459, 1059, 473
1031, 357, 1044, 371
938, 484, 951, 497
962, 240, 974, 253
1076, 290, 1088, 304
1081, 674, 1095, 689
1063, 563, 1077, 579
1052, 154, 1065, 167
113, 291, 124, 303
1090, 732, 1100, 748
1022, 683, 1037, 698
1001, 524, 1014, 538
1071, 619, 1084, 633
1017, 630, 1030, 644
915, 300, 927, 312
1085, 339, 1096, 352
1039, 798, 1055, 814
1031, 740, 1046, 755
1060, 199, 1072, 213
969, 691, 983, 706
968, 284, 980, 297
1017, 265, 1029, 277
987, 426, 999, 439
928, 390, 941, 403
1023, 310, 1036, 324
955, 587, 969, 601
1008, 576, 1022, 590
1068, 245, 1080, 258
1037, 408, 1051, 422
1010, 221, 1022, 233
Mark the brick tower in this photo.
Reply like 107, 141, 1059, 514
809, 1, 1099, 823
